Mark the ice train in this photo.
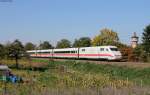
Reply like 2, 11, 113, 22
27, 46, 122, 61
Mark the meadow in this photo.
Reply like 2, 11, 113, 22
0, 59, 150, 95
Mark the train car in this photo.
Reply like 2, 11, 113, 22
27, 49, 53, 58
27, 46, 122, 60
79, 46, 122, 60
53, 48, 78, 58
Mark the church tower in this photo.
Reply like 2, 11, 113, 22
131, 32, 139, 48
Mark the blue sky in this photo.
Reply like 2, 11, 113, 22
0, 0, 150, 45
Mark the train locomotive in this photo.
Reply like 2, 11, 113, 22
27, 46, 122, 61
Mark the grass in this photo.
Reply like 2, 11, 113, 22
0, 59, 150, 95
32, 59, 150, 85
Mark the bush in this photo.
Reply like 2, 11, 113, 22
133, 45, 148, 62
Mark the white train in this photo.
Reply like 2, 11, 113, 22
27, 46, 122, 60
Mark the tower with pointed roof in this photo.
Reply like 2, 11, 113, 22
131, 32, 139, 48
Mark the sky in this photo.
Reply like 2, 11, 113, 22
0, 0, 150, 46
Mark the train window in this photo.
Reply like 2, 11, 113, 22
54, 51, 59, 53
28, 52, 35, 54
36, 52, 50, 54
100, 48, 104, 51
71, 51, 76, 53
110, 48, 118, 51
65, 51, 70, 53
106, 49, 109, 51
42, 52, 50, 54
54, 51, 58, 53
82, 49, 85, 52
54, 51, 70, 53
37, 52, 41, 54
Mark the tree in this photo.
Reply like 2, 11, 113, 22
56, 39, 71, 48
142, 24, 150, 57
73, 37, 91, 47
4, 41, 12, 59
8, 39, 25, 69
39, 41, 53, 49
0, 44, 5, 63
132, 45, 147, 62
24, 42, 36, 50
92, 28, 119, 46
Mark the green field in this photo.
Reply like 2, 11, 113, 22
0, 59, 150, 95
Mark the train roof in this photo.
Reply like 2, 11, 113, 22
54, 48, 78, 51
79, 46, 117, 48
27, 49, 52, 52
27, 46, 118, 52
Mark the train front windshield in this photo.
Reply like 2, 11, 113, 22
110, 48, 118, 51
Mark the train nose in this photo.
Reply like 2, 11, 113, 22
112, 51, 122, 59
114, 54, 122, 59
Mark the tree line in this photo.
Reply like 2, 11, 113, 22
0, 24, 150, 64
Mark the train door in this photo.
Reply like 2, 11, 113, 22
98, 47, 109, 60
